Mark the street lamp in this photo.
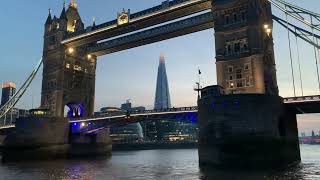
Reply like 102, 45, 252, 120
263, 24, 272, 36
87, 54, 92, 60
68, 47, 74, 54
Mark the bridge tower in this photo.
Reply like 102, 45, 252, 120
213, 0, 279, 95
41, 1, 96, 117
198, 0, 300, 168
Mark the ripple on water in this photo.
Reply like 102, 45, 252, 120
0, 145, 318, 180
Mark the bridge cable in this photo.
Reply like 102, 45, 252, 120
294, 29, 304, 96
285, 6, 296, 97
0, 58, 43, 122
269, 0, 320, 32
310, 15, 320, 93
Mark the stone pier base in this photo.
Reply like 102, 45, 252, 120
198, 94, 301, 168
2, 117, 112, 162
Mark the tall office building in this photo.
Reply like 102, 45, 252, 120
1, 82, 16, 106
154, 53, 171, 109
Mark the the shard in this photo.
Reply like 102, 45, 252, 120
154, 53, 171, 109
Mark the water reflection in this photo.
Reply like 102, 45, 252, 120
200, 165, 308, 180
0, 145, 318, 180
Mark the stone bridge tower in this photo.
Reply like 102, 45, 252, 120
41, 1, 96, 117
212, 0, 278, 95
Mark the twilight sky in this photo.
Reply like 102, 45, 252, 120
0, 0, 319, 134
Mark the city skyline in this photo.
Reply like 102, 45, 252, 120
0, 0, 320, 133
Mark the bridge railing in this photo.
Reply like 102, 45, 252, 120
283, 95, 320, 103
78, 106, 198, 121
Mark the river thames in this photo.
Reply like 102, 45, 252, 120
0, 144, 318, 180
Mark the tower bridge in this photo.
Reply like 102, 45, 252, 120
62, 0, 212, 46
0, 0, 319, 166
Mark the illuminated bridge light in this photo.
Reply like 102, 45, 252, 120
80, 122, 86, 128
234, 100, 240, 107
73, 123, 77, 126
68, 47, 74, 54
222, 101, 226, 108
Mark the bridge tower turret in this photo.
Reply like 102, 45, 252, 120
41, 1, 96, 118
212, 0, 279, 95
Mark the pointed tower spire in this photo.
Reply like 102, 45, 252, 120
60, 1, 67, 20
154, 53, 171, 109
45, 8, 52, 24
70, 0, 78, 9
160, 52, 165, 63
92, 16, 96, 27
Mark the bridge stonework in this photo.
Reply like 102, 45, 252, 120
41, 4, 96, 117
197, 0, 300, 168
213, 0, 278, 95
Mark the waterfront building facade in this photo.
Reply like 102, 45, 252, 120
1, 82, 16, 106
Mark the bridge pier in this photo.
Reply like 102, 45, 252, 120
198, 93, 301, 168
1, 117, 112, 162
68, 130, 112, 157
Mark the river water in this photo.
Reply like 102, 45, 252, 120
0, 144, 319, 180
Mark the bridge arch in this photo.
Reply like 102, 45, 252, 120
64, 103, 84, 118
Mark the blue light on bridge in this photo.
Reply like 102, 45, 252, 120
187, 112, 198, 123
234, 100, 240, 107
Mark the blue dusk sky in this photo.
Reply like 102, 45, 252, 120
0, 0, 319, 134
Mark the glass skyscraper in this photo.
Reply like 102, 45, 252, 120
154, 53, 171, 109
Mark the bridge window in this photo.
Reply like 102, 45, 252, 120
234, 42, 241, 53
223, 8, 247, 26
233, 13, 237, 23
241, 11, 247, 21
245, 76, 251, 86
225, 15, 230, 25
228, 66, 233, 73
244, 63, 250, 71
225, 38, 249, 56
49, 36, 56, 45
236, 73, 242, 79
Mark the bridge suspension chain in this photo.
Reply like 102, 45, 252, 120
268, 0, 320, 32
270, 0, 320, 94
0, 58, 43, 122
294, 29, 304, 96
285, 6, 296, 97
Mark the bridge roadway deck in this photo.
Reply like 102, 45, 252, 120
1, 96, 320, 133
88, 12, 214, 56
62, 0, 211, 47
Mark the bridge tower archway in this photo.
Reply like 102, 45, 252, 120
40, 3, 96, 117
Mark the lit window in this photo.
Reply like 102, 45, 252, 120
66, 63, 70, 69
74, 65, 82, 71
229, 81, 234, 88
